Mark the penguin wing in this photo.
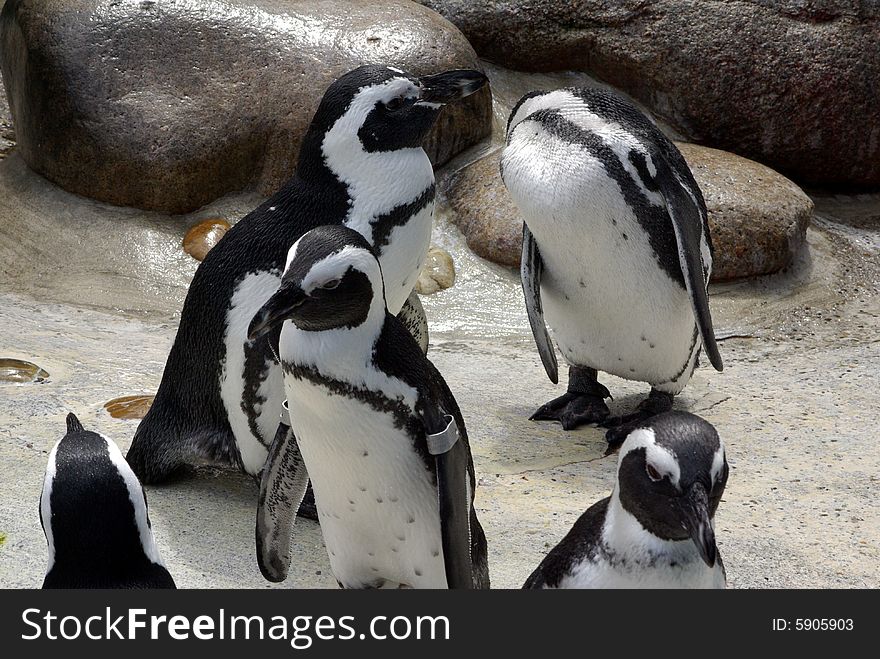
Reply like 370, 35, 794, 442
523, 497, 610, 589
374, 314, 484, 588
416, 358, 484, 589
521, 224, 559, 384
255, 420, 310, 583
654, 155, 723, 372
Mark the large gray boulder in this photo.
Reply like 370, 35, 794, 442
0, 0, 492, 212
418, 0, 880, 189
443, 144, 812, 281
0, 68, 12, 159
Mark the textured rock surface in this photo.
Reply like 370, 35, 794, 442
0, 0, 492, 212
0, 67, 13, 159
442, 146, 811, 280
443, 151, 522, 267
418, 0, 880, 189
679, 143, 813, 281
0, 152, 258, 317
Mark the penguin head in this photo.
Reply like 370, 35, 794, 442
298, 64, 488, 172
504, 88, 599, 144
248, 225, 385, 337
40, 413, 175, 588
615, 411, 728, 567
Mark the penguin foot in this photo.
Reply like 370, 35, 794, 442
530, 392, 610, 430
601, 389, 674, 450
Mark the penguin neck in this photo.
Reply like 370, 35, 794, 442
319, 113, 434, 242
281, 277, 389, 383
602, 488, 702, 565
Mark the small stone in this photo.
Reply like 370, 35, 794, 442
0, 358, 49, 384
414, 246, 456, 295
182, 218, 231, 262
104, 394, 155, 420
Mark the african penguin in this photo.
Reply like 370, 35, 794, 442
127, 65, 488, 484
500, 88, 723, 445
40, 414, 175, 589
525, 411, 728, 589
247, 225, 489, 589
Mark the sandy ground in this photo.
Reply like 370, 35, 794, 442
1, 188, 878, 588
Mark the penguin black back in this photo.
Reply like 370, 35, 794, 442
127, 64, 488, 483
41, 413, 175, 589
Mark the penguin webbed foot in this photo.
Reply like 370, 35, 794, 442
530, 366, 611, 431
601, 389, 674, 452
530, 392, 610, 430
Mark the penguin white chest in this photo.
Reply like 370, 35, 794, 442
285, 377, 446, 589
557, 553, 725, 589
220, 270, 287, 474
333, 146, 435, 315
503, 131, 699, 390
374, 201, 434, 314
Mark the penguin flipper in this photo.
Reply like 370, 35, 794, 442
397, 289, 429, 355
521, 224, 559, 384
656, 161, 723, 372
255, 422, 310, 583
419, 402, 475, 589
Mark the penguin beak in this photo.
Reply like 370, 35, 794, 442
418, 69, 488, 105
248, 282, 306, 341
681, 482, 718, 568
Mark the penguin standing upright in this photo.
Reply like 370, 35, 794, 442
525, 411, 728, 589
500, 88, 723, 444
40, 414, 175, 589
127, 65, 487, 483
248, 226, 489, 589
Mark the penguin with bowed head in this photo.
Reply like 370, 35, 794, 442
501, 87, 723, 445
40, 413, 175, 589
126, 64, 488, 488
524, 411, 728, 589
248, 225, 489, 589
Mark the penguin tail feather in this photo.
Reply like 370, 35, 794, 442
65, 412, 84, 434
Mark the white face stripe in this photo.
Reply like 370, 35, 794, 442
40, 440, 60, 573
619, 428, 681, 489
298, 245, 383, 298
100, 433, 166, 566
320, 78, 434, 242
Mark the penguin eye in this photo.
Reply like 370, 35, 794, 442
385, 95, 410, 111
646, 463, 662, 481
320, 279, 341, 290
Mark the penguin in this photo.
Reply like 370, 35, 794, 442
524, 411, 728, 589
500, 88, 723, 445
247, 225, 489, 589
126, 65, 488, 485
40, 413, 175, 589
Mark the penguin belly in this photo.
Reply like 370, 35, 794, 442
220, 269, 286, 475
217, 205, 432, 476
373, 202, 433, 315
510, 139, 699, 391
286, 378, 447, 589
556, 555, 725, 589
